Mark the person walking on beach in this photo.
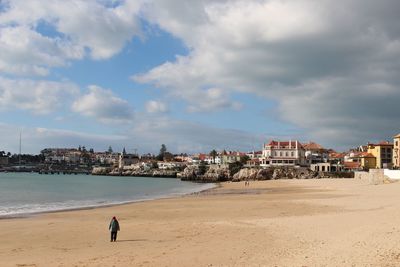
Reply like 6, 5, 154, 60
109, 216, 120, 242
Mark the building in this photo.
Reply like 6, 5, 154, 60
329, 152, 345, 164
261, 140, 306, 167
221, 151, 245, 164
393, 134, 400, 168
118, 153, 140, 169
367, 141, 393, 169
310, 162, 344, 172
347, 152, 376, 170
204, 154, 222, 165
343, 161, 362, 171
303, 142, 329, 164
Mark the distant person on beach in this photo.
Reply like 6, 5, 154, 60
109, 216, 120, 242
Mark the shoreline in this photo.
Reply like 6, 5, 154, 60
0, 181, 217, 220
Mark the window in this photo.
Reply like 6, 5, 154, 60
291, 152, 294, 157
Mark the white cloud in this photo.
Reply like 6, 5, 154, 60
134, 0, 400, 148
145, 100, 169, 113
0, 76, 79, 114
72, 85, 134, 124
0, 26, 82, 76
0, 0, 142, 76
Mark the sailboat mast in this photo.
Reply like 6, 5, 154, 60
19, 131, 21, 166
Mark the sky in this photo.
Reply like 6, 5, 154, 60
1, 0, 400, 154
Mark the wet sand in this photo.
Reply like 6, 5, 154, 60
1, 178, 400, 266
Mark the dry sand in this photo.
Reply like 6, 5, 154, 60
2, 178, 400, 266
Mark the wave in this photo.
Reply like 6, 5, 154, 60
0, 183, 216, 218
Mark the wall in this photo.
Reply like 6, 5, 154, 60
354, 169, 385, 185
383, 169, 400, 180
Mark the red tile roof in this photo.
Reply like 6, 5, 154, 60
302, 142, 325, 150
329, 153, 345, 159
344, 161, 361, 169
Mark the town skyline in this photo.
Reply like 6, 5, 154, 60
1, 1, 400, 154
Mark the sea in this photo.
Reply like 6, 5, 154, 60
0, 172, 215, 217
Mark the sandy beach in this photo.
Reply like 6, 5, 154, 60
2, 178, 400, 266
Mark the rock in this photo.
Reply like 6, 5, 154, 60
178, 165, 201, 180
202, 164, 230, 182
232, 168, 258, 181
92, 167, 111, 175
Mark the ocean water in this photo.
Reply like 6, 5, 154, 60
0, 172, 215, 217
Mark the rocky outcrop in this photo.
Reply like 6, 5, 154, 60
93, 167, 179, 178
178, 165, 201, 180
232, 168, 258, 181
202, 164, 230, 182
92, 167, 111, 175
179, 164, 231, 182
230, 167, 353, 182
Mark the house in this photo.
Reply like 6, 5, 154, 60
246, 151, 263, 159
343, 161, 362, 171
310, 162, 344, 172
303, 142, 329, 164
393, 134, 400, 168
204, 154, 222, 165
347, 152, 376, 170
221, 151, 246, 164
246, 158, 261, 167
260, 140, 306, 167
118, 153, 140, 169
329, 152, 345, 164
367, 141, 393, 169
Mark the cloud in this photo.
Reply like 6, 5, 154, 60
145, 100, 169, 113
0, 116, 268, 154
0, 76, 79, 114
72, 85, 134, 124
0, 0, 142, 76
0, 122, 128, 154
128, 115, 270, 154
134, 0, 400, 148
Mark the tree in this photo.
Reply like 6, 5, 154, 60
229, 161, 243, 176
240, 155, 250, 165
198, 161, 207, 175
157, 144, 167, 160
108, 146, 113, 153
89, 148, 94, 153
210, 149, 217, 164
122, 147, 126, 155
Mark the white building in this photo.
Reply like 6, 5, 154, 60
261, 140, 306, 167
204, 155, 222, 165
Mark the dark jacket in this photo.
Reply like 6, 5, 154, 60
109, 219, 120, 232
